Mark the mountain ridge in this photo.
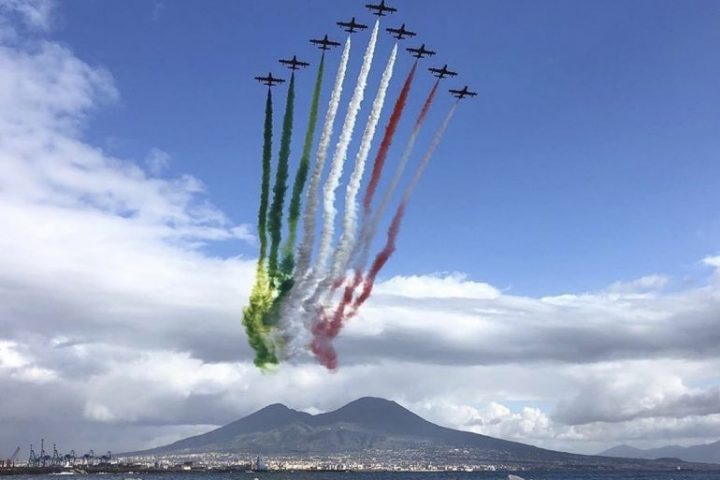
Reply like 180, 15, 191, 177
137, 397, 550, 457
600, 440, 720, 464
127, 397, 718, 470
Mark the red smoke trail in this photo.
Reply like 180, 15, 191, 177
333, 269, 363, 329
311, 269, 362, 370
348, 202, 405, 317
312, 102, 459, 369
325, 63, 418, 298
311, 208, 402, 370
362, 61, 418, 215
350, 102, 459, 318
327, 79, 441, 304
415, 79, 439, 130
329, 77, 437, 298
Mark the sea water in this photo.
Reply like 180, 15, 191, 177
7, 471, 720, 480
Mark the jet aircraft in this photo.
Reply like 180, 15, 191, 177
337, 17, 368, 33
366, 0, 397, 16
429, 64, 458, 79
310, 34, 341, 51
279, 55, 310, 71
449, 86, 477, 99
255, 72, 285, 87
407, 44, 436, 59
386, 23, 416, 40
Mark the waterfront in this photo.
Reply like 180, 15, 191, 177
3, 471, 720, 480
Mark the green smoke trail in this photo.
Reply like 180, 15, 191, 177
242, 264, 278, 367
242, 88, 278, 368
263, 58, 325, 338
280, 53, 326, 281
267, 73, 295, 288
257, 89, 273, 261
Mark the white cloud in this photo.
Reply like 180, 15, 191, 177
0, 341, 57, 383
704, 255, 720, 269
0, 341, 27, 369
607, 274, 670, 294
374, 272, 500, 299
84, 402, 118, 423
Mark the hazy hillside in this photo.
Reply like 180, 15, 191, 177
601, 440, 720, 464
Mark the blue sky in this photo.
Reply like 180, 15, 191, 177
52, 0, 720, 296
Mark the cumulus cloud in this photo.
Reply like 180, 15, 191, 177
374, 272, 501, 299
0, 0, 257, 365
607, 274, 670, 294
336, 275, 720, 367
1, 0, 720, 458
555, 363, 720, 426
704, 255, 720, 270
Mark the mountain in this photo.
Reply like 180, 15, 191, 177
130, 397, 716, 470
601, 440, 720, 464
138, 398, 550, 458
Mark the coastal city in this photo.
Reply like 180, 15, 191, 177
119, 450, 507, 472
1, 442, 519, 475
5, 441, 713, 476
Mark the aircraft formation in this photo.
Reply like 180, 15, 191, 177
256, 1, 476, 99
244, 0, 476, 370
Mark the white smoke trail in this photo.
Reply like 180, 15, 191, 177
293, 38, 351, 281
273, 38, 351, 356
312, 20, 379, 285
301, 20, 379, 314
319, 43, 398, 304
341, 102, 460, 324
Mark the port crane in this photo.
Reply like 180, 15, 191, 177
3, 447, 20, 468
51, 444, 62, 466
63, 450, 76, 466
99, 451, 112, 465
28, 444, 38, 467
39, 442, 50, 467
